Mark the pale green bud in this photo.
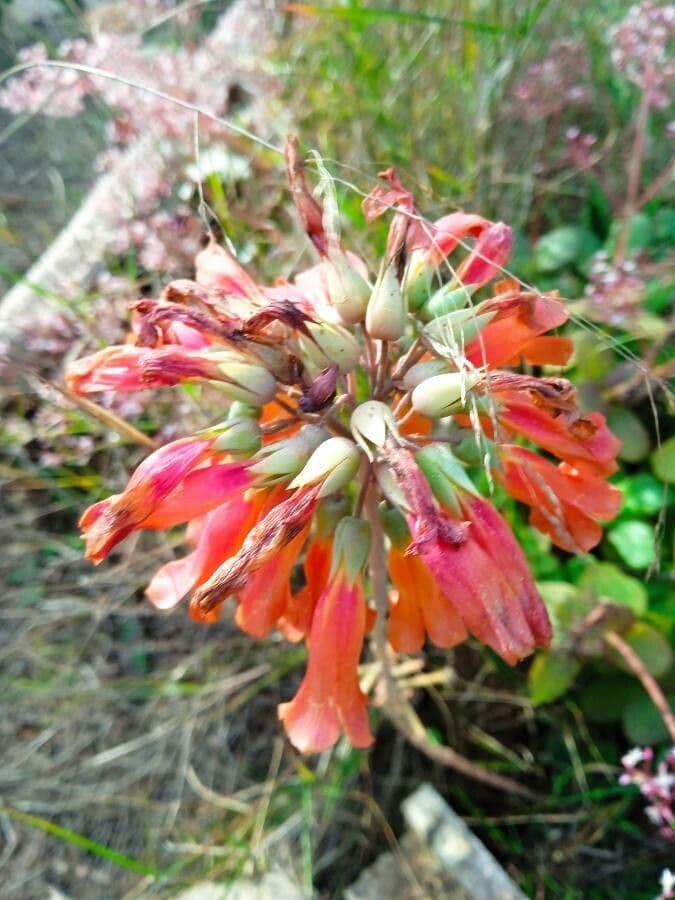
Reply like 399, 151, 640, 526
365, 261, 407, 341
325, 252, 371, 325
300, 321, 361, 375
211, 417, 262, 456
249, 424, 328, 483
421, 284, 476, 321
209, 350, 278, 406
422, 307, 496, 354
288, 436, 361, 497
401, 249, 434, 310
331, 517, 371, 584
416, 443, 479, 506
411, 371, 483, 419
401, 358, 452, 392
350, 400, 399, 460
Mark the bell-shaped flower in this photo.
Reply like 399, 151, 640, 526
452, 222, 513, 289
385, 446, 550, 665
195, 240, 262, 301
278, 517, 374, 753
464, 286, 571, 369
384, 509, 467, 654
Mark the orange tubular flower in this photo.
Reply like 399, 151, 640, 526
497, 444, 623, 553
386, 512, 467, 653
486, 373, 622, 477
279, 518, 374, 753
65, 147, 621, 754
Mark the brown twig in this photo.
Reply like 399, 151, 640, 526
604, 630, 675, 743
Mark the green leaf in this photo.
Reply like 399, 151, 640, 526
607, 520, 656, 570
581, 675, 641, 723
616, 473, 667, 516
579, 563, 648, 615
606, 213, 652, 256
621, 622, 673, 678
622, 693, 671, 744
534, 227, 597, 273
606, 407, 651, 462
528, 652, 580, 706
537, 581, 592, 644
652, 437, 675, 484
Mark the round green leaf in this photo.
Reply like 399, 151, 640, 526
622, 693, 671, 745
621, 622, 673, 678
606, 407, 651, 463
617, 473, 667, 516
581, 676, 641, 723
534, 227, 585, 273
607, 520, 656, 570
579, 562, 648, 615
528, 652, 580, 706
652, 437, 675, 484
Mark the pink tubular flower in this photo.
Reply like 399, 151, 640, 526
384, 446, 551, 665
80, 436, 251, 564
453, 222, 513, 288
279, 517, 374, 753
64, 146, 622, 754
145, 494, 261, 610
66, 345, 223, 394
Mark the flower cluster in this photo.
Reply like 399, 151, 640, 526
610, 2, 675, 110
584, 252, 646, 325
620, 747, 675, 841
66, 140, 622, 753
510, 39, 591, 122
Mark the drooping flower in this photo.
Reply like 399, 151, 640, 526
66, 146, 621, 753
278, 517, 374, 753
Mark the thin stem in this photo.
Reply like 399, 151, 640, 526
604, 630, 675, 743
637, 156, 675, 209
614, 67, 653, 265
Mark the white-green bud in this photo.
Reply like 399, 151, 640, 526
365, 261, 407, 341
411, 370, 483, 418
288, 436, 361, 497
350, 400, 399, 460
325, 252, 371, 325
300, 321, 361, 375
249, 424, 328, 483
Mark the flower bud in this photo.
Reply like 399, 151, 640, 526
250, 424, 328, 483
299, 322, 361, 375
228, 401, 261, 419
365, 261, 407, 341
411, 371, 483, 419
422, 306, 496, 354
401, 249, 433, 310
379, 505, 409, 547
289, 436, 361, 497
210, 350, 278, 406
416, 444, 479, 512
331, 516, 371, 584
350, 400, 399, 459
402, 358, 452, 392
421, 284, 476, 321
210, 417, 262, 456
325, 252, 371, 325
